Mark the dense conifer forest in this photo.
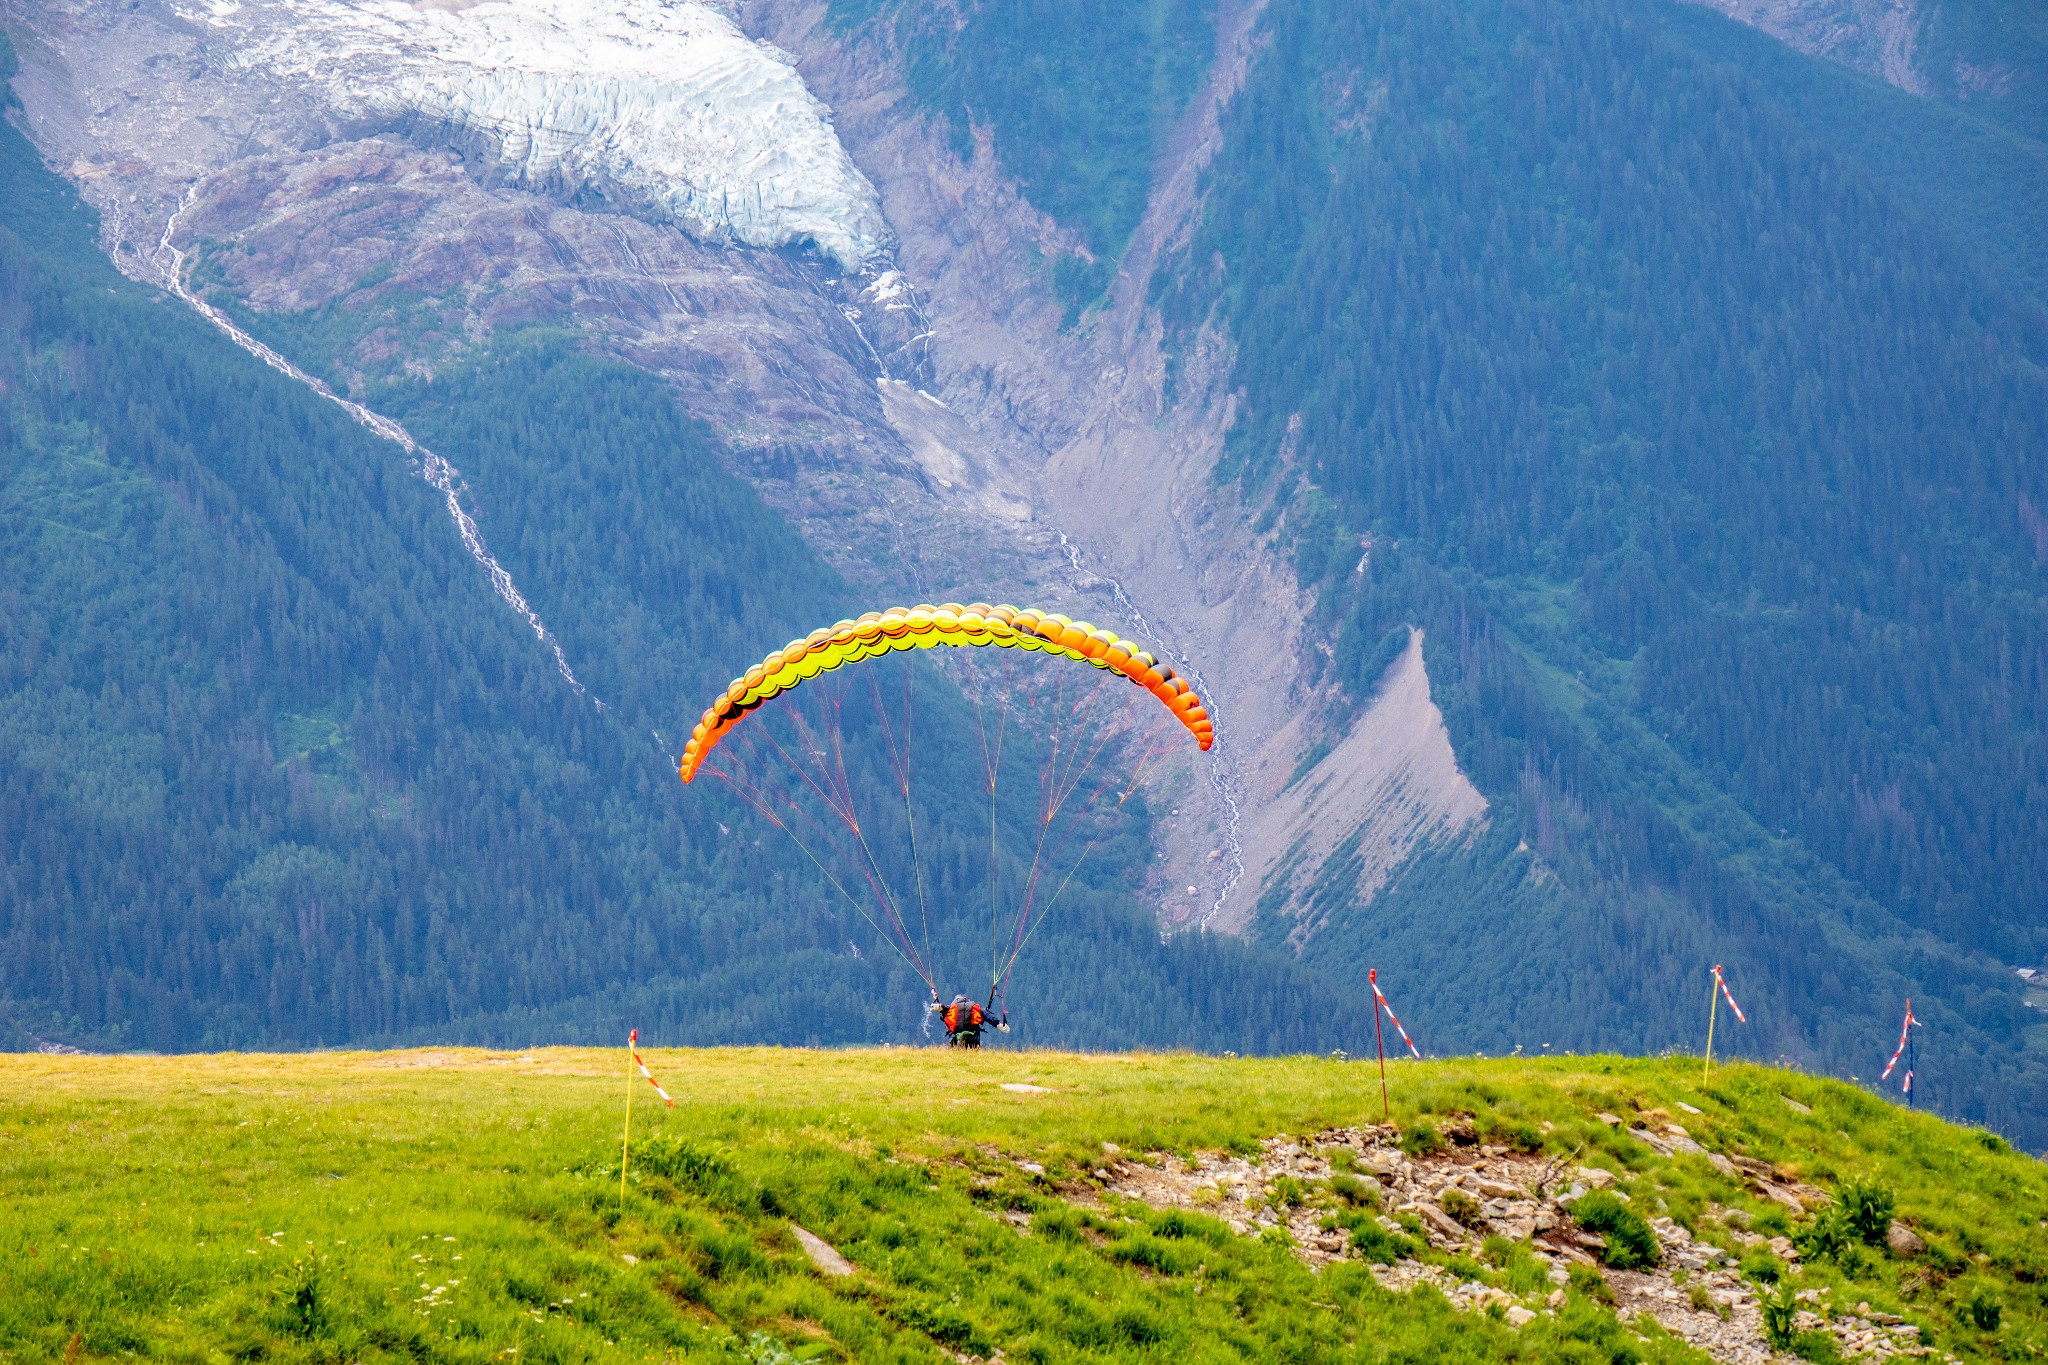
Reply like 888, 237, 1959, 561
1155, 0, 2048, 1135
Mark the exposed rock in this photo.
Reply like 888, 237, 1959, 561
22, 0, 891, 270
12, 0, 1503, 944
753, 0, 1333, 927
1887, 1220, 1927, 1257
1417, 1202, 1469, 1241
1238, 628, 1489, 942
1757, 1182, 1808, 1213
1685, 0, 1932, 98
791, 1225, 854, 1276
1663, 1124, 1709, 1155
1075, 1123, 1937, 1364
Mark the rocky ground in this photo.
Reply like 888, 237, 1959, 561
1062, 1115, 1951, 1365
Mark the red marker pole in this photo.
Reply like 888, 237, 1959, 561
1370, 968, 1390, 1121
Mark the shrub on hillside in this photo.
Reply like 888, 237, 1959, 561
1328, 1208, 1419, 1264
1965, 1286, 2004, 1332
1796, 1204, 1854, 1263
1740, 1248, 1784, 1283
1399, 1120, 1446, 1157
1568, 1262, 1614, 1305
1761, 1281, 1846, 1362
1761, 1280, 1800, 1349
1354, 1220, 1417, 1264
1488, 1117, 1546, 1153
1839, 1179, 1896, 1247
1440, 1187, 1485, 1227
1571, 1191, 1660, 1269
271, 1258, 327, 1341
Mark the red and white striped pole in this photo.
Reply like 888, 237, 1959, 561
1368, 969, 1421, 1121
621, 1028, 674, 1207
1704, 965, 1747, 1079
1881, 999, 1917, 1106
1370, 970, 1422, 1059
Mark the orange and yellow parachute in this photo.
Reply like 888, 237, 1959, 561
679, 603, 1213, 783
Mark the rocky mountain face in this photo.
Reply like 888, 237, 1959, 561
1689, 0, 2046, 140
1694, 0, 1936, 92
3, 0, 1477, 938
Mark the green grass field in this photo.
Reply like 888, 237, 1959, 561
1, 1049, 2040, 1363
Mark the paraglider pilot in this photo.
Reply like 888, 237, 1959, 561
931, 994, 1009, 1048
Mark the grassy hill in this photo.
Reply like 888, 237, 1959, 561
3, 1050, 2041, 1363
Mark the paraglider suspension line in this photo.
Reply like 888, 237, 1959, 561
870, 670, 937, 986
706, 764, 937, 996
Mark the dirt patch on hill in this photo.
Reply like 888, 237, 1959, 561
1071, 1123, 1944, 1364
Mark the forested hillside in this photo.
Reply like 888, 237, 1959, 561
1657, 4, 2048, 308
832, 0, 1216, 318
1145, 0, 2048, 1137
0, 72, 1365, 1057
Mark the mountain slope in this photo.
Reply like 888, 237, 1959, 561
1661, 3, 2048, 308
809, 0, 2048, 1138
0, 82, 1363, 1057
1690, 0, 2048, 146
1140, 0, 2048, 1136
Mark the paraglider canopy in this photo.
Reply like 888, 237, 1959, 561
679, 603, 1213, 783
677, 601, 1215, 1023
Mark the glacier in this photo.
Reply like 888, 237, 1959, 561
175, 0, 891, 271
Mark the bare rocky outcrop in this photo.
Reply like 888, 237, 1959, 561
2, 0, 1028, 594
752, 0, 1490, 929
1070, 1124, 1944, 1364
1686, 0, 1930, 96
1234, 629, 1489, 939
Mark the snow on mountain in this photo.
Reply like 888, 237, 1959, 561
174, 0, 890, 270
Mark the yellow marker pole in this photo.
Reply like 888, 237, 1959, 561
620, 1027, 636, 1209
1703, 970, 1720, 1080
